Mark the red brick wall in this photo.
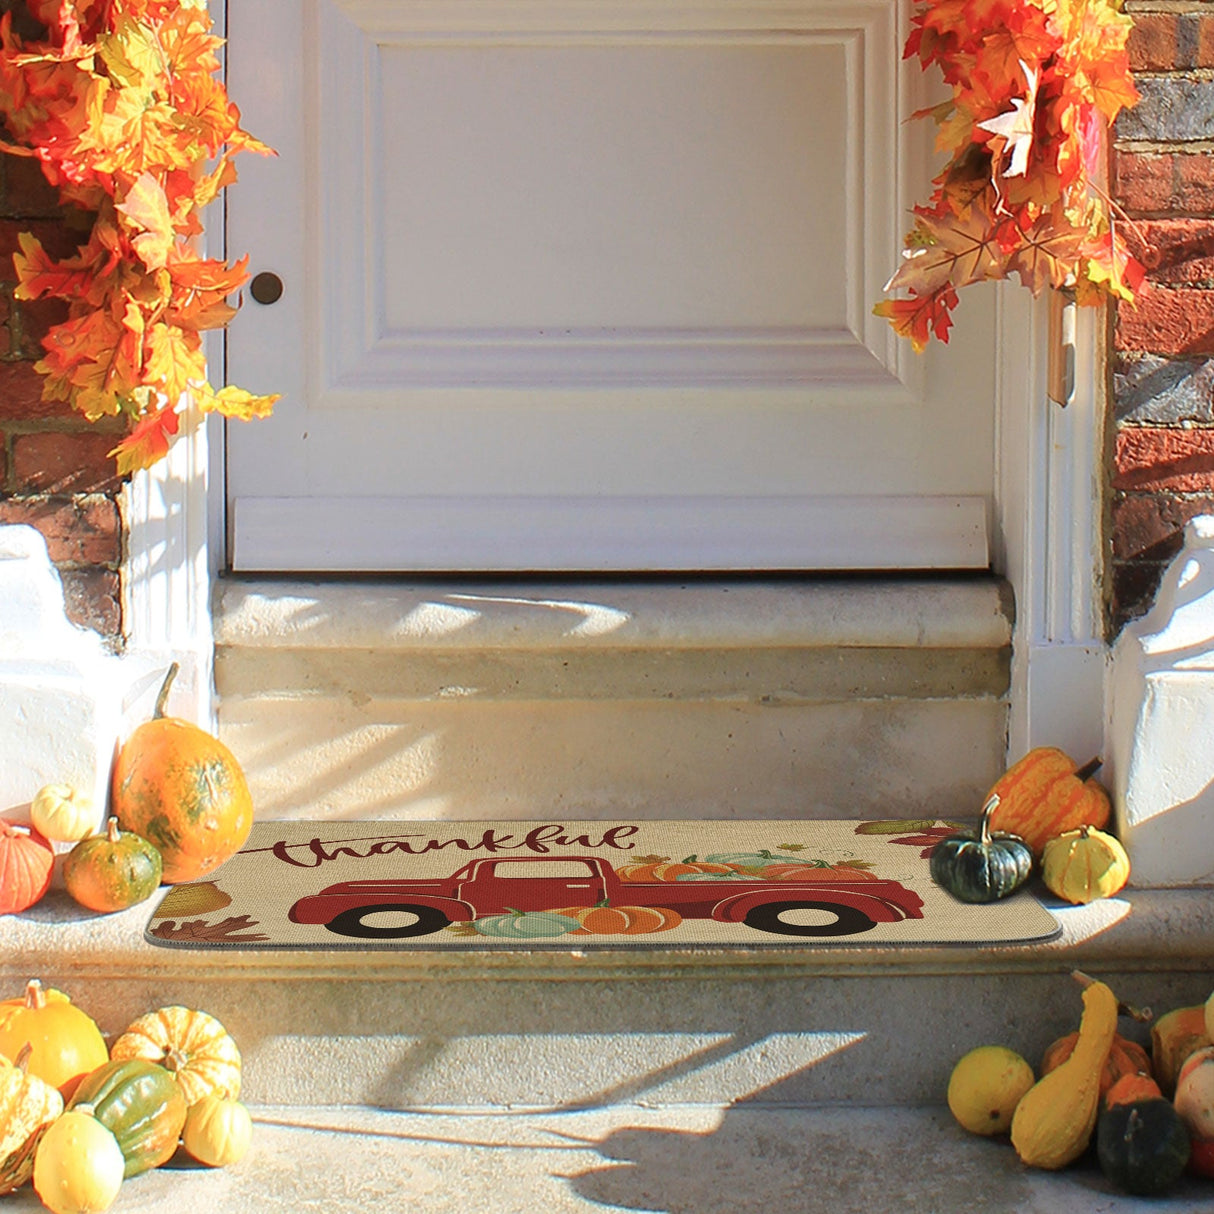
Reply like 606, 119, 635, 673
1112, 4, 1214, 631
0, 152, 124, 641
0, 1, 123, 643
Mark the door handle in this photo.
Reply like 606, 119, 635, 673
250, 271, 284, 305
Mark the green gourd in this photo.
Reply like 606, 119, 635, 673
67, 1058, 187, 1177
1097, 1074, 1191, 1196
1010, 972, 1119, 1169
929, 795, 1033, 903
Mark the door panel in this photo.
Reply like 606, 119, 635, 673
225, 0, 995, 571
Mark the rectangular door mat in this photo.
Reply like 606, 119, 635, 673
144, 819, 1060, 951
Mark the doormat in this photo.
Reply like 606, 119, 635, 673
144, 819, 1061, 950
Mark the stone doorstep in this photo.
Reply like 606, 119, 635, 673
5, 887, 1214, 1112
4, 1105, 1214, 1213
212, 576, 1014, 822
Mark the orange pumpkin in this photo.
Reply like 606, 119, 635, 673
111, 664, 253, 884
547, 902, 682, 934
0, 981, 109, 1099
761, 862, 880, 882
615, 856, 734, 882
984, 748, 1111, 855
0, 822, 54, 915
1041, 1029, 1152, 1101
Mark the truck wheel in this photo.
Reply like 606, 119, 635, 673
743, 900, 877, 937
324, 902, 451, 939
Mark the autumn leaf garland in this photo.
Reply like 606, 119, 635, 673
0, 0, 278, 474
875, 0, 1143, 351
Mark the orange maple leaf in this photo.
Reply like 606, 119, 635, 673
109, 403, 180, 475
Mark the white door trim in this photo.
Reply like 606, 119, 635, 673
122, 0, 1109, 752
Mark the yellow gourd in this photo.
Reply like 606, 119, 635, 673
1010, 972, 1119, 1169
32, 1105, 125, 1214
182, 1093, 253, 1167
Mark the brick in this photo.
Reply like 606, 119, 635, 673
1113, 425, 1214, 491
0, 155, 60, 219
1129, 13, 1214, 71
18, 295, 69, 357
1129, 13, 1180, 71
1114, 151, 1176, 213
1125, 218, 1214, 283
1117, 285, 1214, 354
1176, 154, 1214, 213
1115, 353, 1214, 422
1202, 15, 1214, 69
1116, 77, 1214, 143
0, 359, 72, 420
1110, 490, 1214, 559
11, 430, 121, 494
58, 566, 122, 642
0, 217, 84, 271
0, 495, 121, 565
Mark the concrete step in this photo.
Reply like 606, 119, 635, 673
5, 1103, 1214, 1213
8, 886, 1213, 1111
212, 576, 1013, 820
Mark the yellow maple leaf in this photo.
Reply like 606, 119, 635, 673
144, 321, 204, 402
98, 15, 164, 90
196, 383, 281, 420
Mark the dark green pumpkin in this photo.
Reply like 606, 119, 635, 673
929, 794, 1033, 903
1097, 1098, 1191, 1195
67, 1058, 187, 1177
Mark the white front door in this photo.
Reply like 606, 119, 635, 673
224, 0, 996, 572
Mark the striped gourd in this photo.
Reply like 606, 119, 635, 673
984, 748, 1110, 856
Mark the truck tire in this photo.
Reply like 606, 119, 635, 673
743, 899, 877, 937
324, 902, 451, 939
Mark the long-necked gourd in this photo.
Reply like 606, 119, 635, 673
1010, 972, 1119, 1169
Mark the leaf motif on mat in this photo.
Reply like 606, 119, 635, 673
148, 915, 269, 942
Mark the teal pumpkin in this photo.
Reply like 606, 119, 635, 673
703, 850, 799, 870
471, 909, 582, 938
928, 796, 1033, 904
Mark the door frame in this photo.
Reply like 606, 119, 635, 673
120, 0, 1110, 755
121, 282, 1110, 758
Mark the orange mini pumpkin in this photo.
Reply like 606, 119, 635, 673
615, 857, 734, 882
984, 748, 1111, 855
0, 981, 108, 1100
0, 822, 53, 916
1042, 1030, 1152, 1102
111, 664, 253, 884
548, 901, 683, 935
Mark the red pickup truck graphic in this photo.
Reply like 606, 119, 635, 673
287, 855, 925, 940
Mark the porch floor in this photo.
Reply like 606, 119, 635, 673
6, 1103, 1212, 1213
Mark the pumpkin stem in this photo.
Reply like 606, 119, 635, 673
153, 662, 180, 720
24, 979, 45, 1010
978, 794, 1000, 844
106, 816, 121, 844
1074, 756, 1103, 782
164, 1046, 189, 1074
